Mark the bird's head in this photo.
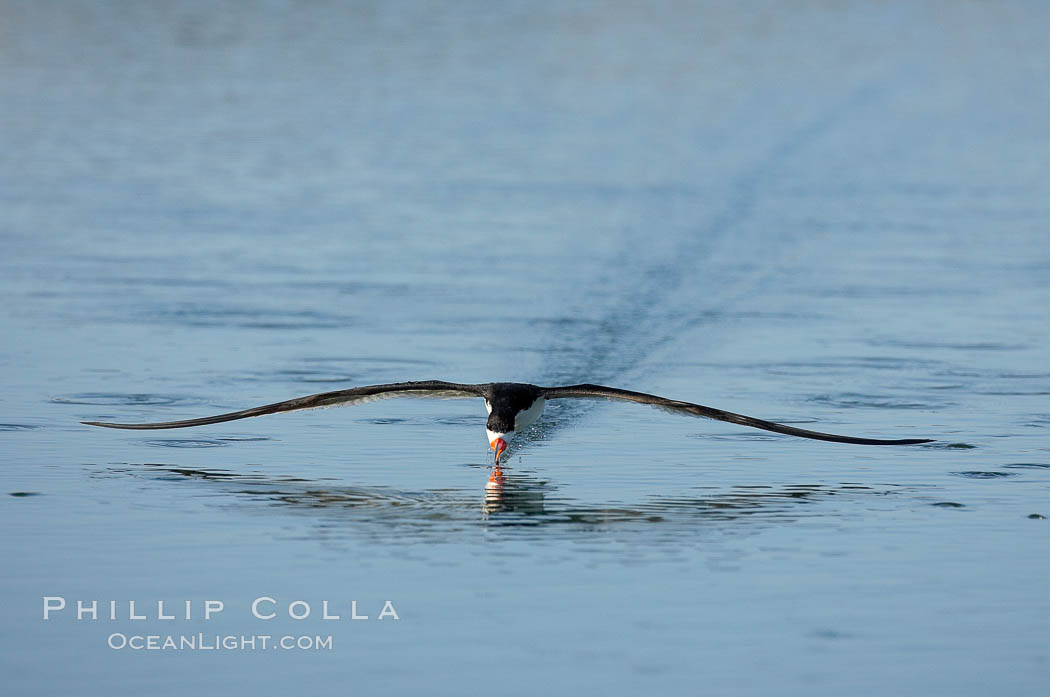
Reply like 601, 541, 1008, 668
487, 429, 513, 463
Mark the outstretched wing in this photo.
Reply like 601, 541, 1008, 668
541, 384, 933, 445
82, 381, 485, 430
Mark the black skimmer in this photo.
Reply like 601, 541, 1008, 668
82, 380, 934, 463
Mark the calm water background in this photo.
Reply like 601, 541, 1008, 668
2, 2, 1049, 694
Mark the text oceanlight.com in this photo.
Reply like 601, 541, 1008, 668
107, 633, 333, 651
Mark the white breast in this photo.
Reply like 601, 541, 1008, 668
514, 397, 545, 431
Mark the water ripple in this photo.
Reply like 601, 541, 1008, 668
142, 439, 229, 448
271, 369, 358, 384
141, 305, 354, 330
51, 393, 202, 407
808, 393, 934, 409
870, 339, 1028, 351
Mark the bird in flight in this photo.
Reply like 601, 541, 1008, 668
82, 380, 933, 463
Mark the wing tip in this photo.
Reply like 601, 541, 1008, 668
82, 420, 139, 429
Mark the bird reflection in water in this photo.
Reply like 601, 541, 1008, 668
483, 463, 547, 517
99, 461, 903, 530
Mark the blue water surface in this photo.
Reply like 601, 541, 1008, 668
2, 2, 1049, 695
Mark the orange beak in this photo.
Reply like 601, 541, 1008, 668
490, 437, 507, 463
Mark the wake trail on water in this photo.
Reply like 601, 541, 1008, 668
531, 85, 886, 390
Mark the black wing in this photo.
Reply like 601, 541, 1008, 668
541, 384, 933, 445
82, 381, 485, 430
